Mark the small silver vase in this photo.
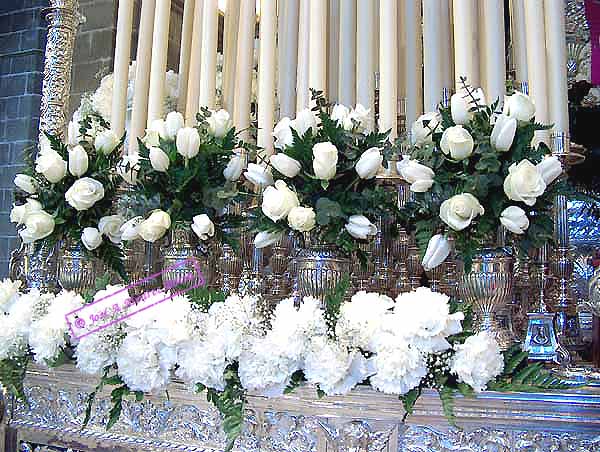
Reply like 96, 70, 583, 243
123, 240, 162, 294
57, 239, 100, 293
25, 240, 58, 292
458, 247, 515, 351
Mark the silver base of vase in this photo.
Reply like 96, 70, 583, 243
57, 240, 100, 293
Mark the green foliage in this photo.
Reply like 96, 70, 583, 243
438, 387, 457, 426
324, 275, 350, 336
0, 356, 29, 402
187, 287, 227, 312
400, 387, 421, 421
284, 370, 306, 394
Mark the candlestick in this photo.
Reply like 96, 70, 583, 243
128, 0, 156, 154
177, 0, 195, 114
296, 0, 310, 110
309, 0, 327, 94
111, 0, 134, 138
147, 0, 172, 125
544, 0, 569, 132
278, 0, 299, 118
233, 0, 256, 139
403, 0, 422, 127
452, 0, 479, 89
356, 0, 375, 127
439, 0, 454, 90
379, 0, 397, 138
509, 0, 528, 83
257, 0, 276, 158
338, 0, 356, 106
185, 0, 204, 125
328, 0, 340, 101
199, 0, 218, 109
422, 0, 442, 112
223, 0, 241, 113
480, 0, 506, 106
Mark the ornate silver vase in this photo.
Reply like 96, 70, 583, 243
295, 236, 351, 308
57, 239, 99, 293
457, 247, 515, 351
25, 240, 58, 292
123, 240, 162, 294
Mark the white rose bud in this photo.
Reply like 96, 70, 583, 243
10, 198, 42, 225
440, 193, 485, 231
411, 112, 441, 146
254, 230, 283, 249
14, 174, 37, 194
149, 119, 167, 140
355, 147, 383, 179
117, 153, 140, 185
19, 210, 55, 243
503, 91, 536, 122
138, 210, 171, 242
345, 104, 371, 131
149, 146, 170, 172
65, 177, 105, 211
490, 114, 517, 152
81, 227, 102, 250
440, 125, 475, 160
536, 155, 562, 185
288, 206, 316, 232
270, 153, 302, 178
500, 206, 530, 235
191, 214, 215, 241
94, 129, 119, 155
207, 109, 233, 138
345, 215, 378, 239
331, 104, 350, 128
68, 145, 89, 177
176, 127, 201, 159
422, 234, 451, 271
223, 154, 244, 181
397, 156, 435, 192
35, 141, 67, 184
67, 119, 80, 147
272, 117, 294, 149
98, 215, 125, 244
244, 163, 274, 187
120, 216, 143, 241
503, 160, 546, 206
261, 180, 300, 222
164, 111, 185, 141
292, 108, 318, 136
312, 141, 338, 181
450, 87, 486, 125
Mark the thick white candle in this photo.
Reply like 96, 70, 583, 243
185, 0, 203, 124
439, 0, 454, 90
328, 0, 340, 101
378, 0, 397, 139
233, 0, 256, 138
524, 0, 549, 142
111, 0, 134, 138
422, 0, 442, 112
296, 0, 310, 110
544, 0, 569, 132
199, 0, 218, 109
338, 0, 356, 106
278, 0, 299, 118
510, 0, 528, 83
403, 0, 422, 127
452, 0, 479, 89
129, 0, 156, 154
258, 0, 277, 158
177, 0, 195, 114
147, 0, 172, 125
480, 0, 506, 106
309, 0, 327, 94
356, 0, 375, 126
223, 0, 241, 113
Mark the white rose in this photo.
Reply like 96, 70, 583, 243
345, 104, 371, 131
81, 227, 102, 250
397, 156, 435, 192
422, 234, 451, 271
94, 129, 119, 155
176, 127, 201, 159
331, 104, 350, 127
67, 119, 81, 147
207, 109, 233, 138
411, 112, 441, 146
312, 141, 338, 180
500, 206, 530, 235
261, 180, 300, 222
244, 163, 274, 187
65, 177, 105, 211
503, 91, 536, 122
345, 215, 377, 239
117, 153, 140, 185
149, 146, 170, 172
223, 154, 244, 181
288, 206, 316, 232
19, 210, 55, 243
10, 199, 42, 225
439, 193, 485, 231
450, 87, 486, 125
143, 129, 160, 148
355, 147, 383, 179
68, 145, 89, 177
14, 174, 37, 194
272, 117, 294, 149
292, 108, 318, 136
98, 215, 125, 244
192, 214, 215, 241
35, 141, 67, 183
490, 114, 517, 152
138, 210, 171, 242
120, 216, 143, 241
254, 230, 283, 248
440, 125, 474, 160
503, 160, 546, 206
164, 111, 184, 140
148, 118, 166, 141
270, 153, 301, 178
536, 155, 562, 185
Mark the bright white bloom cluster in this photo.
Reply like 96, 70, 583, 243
450, 331, 504, 392
0, 287, 43, 361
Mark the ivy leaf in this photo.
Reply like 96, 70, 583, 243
399, 387, 421, 421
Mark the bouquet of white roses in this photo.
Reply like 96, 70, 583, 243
401, 79, 565, 271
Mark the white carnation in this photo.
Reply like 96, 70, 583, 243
175, 336, 227, 391
369, 338, 427, 395
0, 278, 22, 312
450, 331, 504, 392
75, 323, 124, 375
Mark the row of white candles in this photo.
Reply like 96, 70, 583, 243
110, 0, 570, 158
